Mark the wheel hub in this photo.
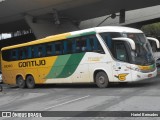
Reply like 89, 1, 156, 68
99, 76, 105, 84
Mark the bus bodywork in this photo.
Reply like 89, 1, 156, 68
1, 26, 157, 88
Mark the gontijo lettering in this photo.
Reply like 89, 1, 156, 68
18, 60, 46, 67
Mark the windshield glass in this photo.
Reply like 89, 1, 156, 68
122, 33, 155, 65
100, 32, 155, 65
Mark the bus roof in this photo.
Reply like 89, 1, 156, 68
1, 26, 143, 51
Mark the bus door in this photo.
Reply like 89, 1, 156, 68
112, 41, 132, 82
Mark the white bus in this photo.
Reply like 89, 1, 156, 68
1, 26, 157, 88
147, 37, 160, 66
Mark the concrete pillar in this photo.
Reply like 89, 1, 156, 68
25, 15, 79, 39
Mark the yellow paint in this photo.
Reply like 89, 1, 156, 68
138, 65, 151, 70
1, 33, 71, 50
116, 73, 128, 81
1, 56, 58, 85
88, 57, 103, 61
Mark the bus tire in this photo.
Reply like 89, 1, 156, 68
95, 71, 109, 88
16, 76, 26, 88
26, 75, 35, 89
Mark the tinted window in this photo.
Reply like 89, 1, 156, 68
11, 50, 18, 60
19, 48, 28, 59
46, 44, 54, 56
63, 40, 72, 54
74, 35, 104, 53
55, 41, 63, 55
37, 45, 45, 57
115, 42, 128, 62
100, 32, 122, 50
2, 34, 104, 61
88, 35, 104, 53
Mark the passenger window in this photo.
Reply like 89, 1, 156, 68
72, 39, 76, 53
12, 50, 18, 60
100, 32, 122, 53
115, 42, 128, 62
75, 37, 87, 52
28, 47, 32, 58
31, 46, 36, 58
19, 48, 28, 59
73, 35, 104, 53
75, 38, 81, 52
19, 49, 23, 59
23, 48, 28, 59
46, 44, 53, 56
37, 46, 45, 57
63, 40, 72, 54
81, 38, 87, 52
2, 50, 11, 61
88, 35, 104, 53
55, 42, 63, 55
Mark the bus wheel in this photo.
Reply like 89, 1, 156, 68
26, 76, 35, 89
95, 71, 109, 88
16, 76, 26, 88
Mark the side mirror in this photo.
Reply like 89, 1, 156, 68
147, 37, 160, 49
112, 37, 136, 50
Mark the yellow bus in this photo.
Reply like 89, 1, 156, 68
1, 26, 157, 88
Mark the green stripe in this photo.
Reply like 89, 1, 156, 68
46, 55, 71, 78
46, 53, 85, 79
67, 31, 96, 39
80, 31, 96, 36
57, 53, 85, 78
67, 34, 81, 39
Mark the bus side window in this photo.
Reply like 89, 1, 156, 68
88, 36, 96, 51
28, 47, 32, 58
75, 38, 81, 52
19, 48, 27, 60
115, 42, 129, 62
75, 37, 87, 52
63, 41, 67, 54
37, 45, 45, 57
11, 50, 18, 60
55, 42, 63, 55
2, 50, 11, 61
46, 44, 53, 56
100, 32, 121, 53
89, 35, 104, 53
19, 49, 22, 59
72, 39, 76, 53
31, 46, 36, 58
63, 40, 72, 54
24, 47, 29, 59
81, 37, 87, 52
100, 33, 112, 49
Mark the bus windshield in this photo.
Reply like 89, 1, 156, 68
100, 32, 155, 65
123, 33, 155, 65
